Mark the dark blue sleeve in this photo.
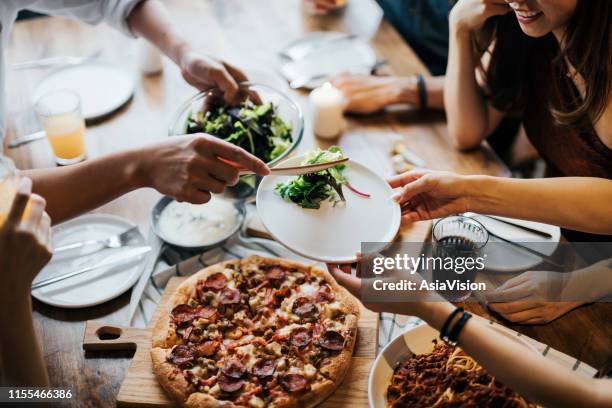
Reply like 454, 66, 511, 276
375, 0, 451, 75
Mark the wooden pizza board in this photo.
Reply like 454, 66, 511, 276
83, 276, 378, 407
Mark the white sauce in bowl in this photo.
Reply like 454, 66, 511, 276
158, 197, 240, 247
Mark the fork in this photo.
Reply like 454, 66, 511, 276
54, 226, 140, 254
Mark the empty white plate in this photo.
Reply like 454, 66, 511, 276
32, 214, 146, 308
469, 214, 561, 272
256, 156, 400, 263
280, 32, 377, 89
33, 63, 134, 120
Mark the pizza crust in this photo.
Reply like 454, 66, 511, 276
151, 347, 192, 404
151, 256, 361, 407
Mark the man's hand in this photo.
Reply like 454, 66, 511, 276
486, 271, 586, 324
0, 178, 52, 301
138, 134, 269, 204
179, 50, 249, 104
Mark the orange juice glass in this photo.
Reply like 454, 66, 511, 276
0, 156, 22, 226
35, 90, 86, 166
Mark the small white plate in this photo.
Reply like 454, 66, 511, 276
256, 156, 400, 263
32, 214, 146, 308
470, 214, 561, 273
369, 321, 540, 408
33, 63, 134, 120
279, 33, 377, 89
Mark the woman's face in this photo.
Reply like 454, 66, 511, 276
505, 0, 577, 39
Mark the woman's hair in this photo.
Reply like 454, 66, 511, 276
473, 1, 611, 129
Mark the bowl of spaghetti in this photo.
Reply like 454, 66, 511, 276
369, 322, 540, 407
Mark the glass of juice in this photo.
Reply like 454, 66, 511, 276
35, 90, 86, 165
432, 215, 489, 301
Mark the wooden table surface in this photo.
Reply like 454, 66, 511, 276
4, 0, 610, 406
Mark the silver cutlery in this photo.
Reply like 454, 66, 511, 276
464, 212, 553, 239
54, 226, 140, 254
11, 50, 102, 70
8, 131, 46, 149
485, 230, 563, 268
128, 231, 165, 325
289, 59, 388, 89
238, 158, 349, 176
395, 144, 426, 167
280, 34, 358, 61
32, 246, 151, 290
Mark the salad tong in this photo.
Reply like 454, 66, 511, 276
237, 157, 349, 176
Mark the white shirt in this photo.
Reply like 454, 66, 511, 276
0, 0, 144, 143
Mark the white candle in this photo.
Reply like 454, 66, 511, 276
309, 82, 346, 139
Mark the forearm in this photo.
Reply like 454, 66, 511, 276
396, 76, 445, 110
570, 259, 612, 301
128, 0, 189, 65
0, 299, 49, 387
22, 149, 146, 224
417, 302, 610, 408
463, 176, 612, 234
444, 29, 490, 149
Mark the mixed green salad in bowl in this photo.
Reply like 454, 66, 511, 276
168, 83, 304, 198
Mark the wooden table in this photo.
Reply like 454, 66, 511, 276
4, 0, 610, 406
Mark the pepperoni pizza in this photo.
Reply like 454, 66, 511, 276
151, 256, 360, 407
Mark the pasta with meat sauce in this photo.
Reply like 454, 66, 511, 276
387, 341, 539, 407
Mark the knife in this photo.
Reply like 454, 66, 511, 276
32, 246, 151, 290
127, 230, 164, 325
8, 131, 46, 149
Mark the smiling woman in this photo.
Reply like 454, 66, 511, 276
435, 0, 612, 242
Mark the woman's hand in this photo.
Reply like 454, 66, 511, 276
179, 50, 249, 104
389, 171, 473, 225
0, 178, 52, 301
485, 271, 587, 324
330, 74, 417, 114
449, 0, 511, 34
138, 134, 270, 204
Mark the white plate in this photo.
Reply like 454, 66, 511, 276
279, 33, 377, 89
257, 156, 400, 263
33, 63, 134, 120
245, 68, 290, 93
32, 214, 146, 308
470, 214, 561, 273
369, 321, 540, 408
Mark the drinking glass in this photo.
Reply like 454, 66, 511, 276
35, 90, 86, 165
0, 157, 31, 226
432, 215, 489, 301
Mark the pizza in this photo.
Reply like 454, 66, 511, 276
151, 256, 360, 408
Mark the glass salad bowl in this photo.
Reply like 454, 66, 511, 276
168, 82, 304, 199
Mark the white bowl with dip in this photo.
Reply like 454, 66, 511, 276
151, 196, 245, 250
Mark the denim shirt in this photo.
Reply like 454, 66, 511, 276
376, 0, 451, 75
